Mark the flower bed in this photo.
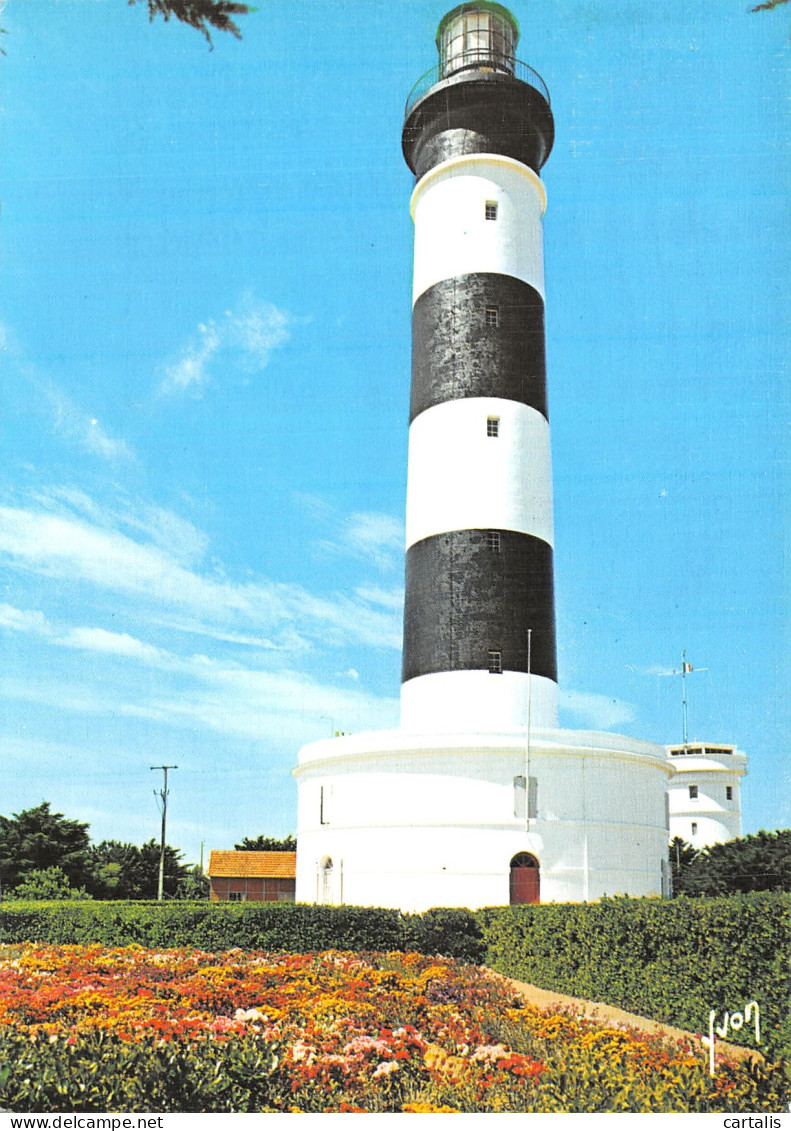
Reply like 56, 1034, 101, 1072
0, 945, 786, 1113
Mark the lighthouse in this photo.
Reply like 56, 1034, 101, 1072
294, 3, 678, 911
401, 2, 558, 735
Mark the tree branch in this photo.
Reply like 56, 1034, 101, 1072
129, 0, 253, 47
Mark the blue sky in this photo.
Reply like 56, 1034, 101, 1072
1, 0, 788, 866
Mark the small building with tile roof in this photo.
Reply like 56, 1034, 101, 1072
208, 850, 296, 903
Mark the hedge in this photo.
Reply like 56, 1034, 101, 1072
479, 893, 791, 1060
0, 900, 486, 964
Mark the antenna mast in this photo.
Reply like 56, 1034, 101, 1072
661, 652, 708, 746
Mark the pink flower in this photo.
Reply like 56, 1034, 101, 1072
472, 1043, 509, 1064
210, 1016, 238, 1034
373, 1060, 399, 1078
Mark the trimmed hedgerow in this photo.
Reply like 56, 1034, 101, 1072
0, 900, 486, 964
478, 893, 791, 1060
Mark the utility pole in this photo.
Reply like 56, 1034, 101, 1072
151, 765, 178, 901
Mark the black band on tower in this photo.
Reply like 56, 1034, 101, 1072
403, 74, 554, 179
402, 529, 557, 684
411, 273, 547, 422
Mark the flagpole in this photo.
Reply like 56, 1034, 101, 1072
525, 628, 532, 831
681, 650, 689, 747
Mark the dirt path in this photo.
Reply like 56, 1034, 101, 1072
488, 971, 761, 1064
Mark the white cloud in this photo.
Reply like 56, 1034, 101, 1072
60, 627, 166, 664
33, 486, 106, 523
0, 603, 166, 665
293, 492, 336, 524
0, 505, 232, 611
1, 322, 134, 463
119, 662, 399, 745
0, 490, 404, 756
2, 635, 399, 747
34, 487, 209, 570
154, 618, 304, 652
354, 585, 404, 611
159, 297, 292, 397
47, 383, 134, 463
0, 500, 402, 652
344, 512, 404, 570
120, 502, 210, 567
160, 322, 221, 396
0, 603, 50, 635
559, 689, 636, 730
318, 511, 405, 573
2, 675, 114, 719
227, 300, 292, 371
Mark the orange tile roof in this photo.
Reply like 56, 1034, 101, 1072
208, 850, 296, 879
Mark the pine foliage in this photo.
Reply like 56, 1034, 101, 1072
234, 834, 297, 852
129, 0, 252, 46
0, 802, 91, 892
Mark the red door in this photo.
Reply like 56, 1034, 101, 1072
509, 853, 540, 904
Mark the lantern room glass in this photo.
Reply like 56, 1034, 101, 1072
439, 7, 517, 77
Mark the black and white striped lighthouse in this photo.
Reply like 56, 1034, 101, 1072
400, 2, 558, 734
295, 4, 680, 908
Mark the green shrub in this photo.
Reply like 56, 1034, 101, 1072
405, 907, 486, 963
0, 1029, 286, 1113
478, 893, 791, 1059
0, 900, 485, 962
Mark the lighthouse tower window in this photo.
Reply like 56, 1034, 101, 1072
691, 822, 698, 836
726, 785, 733, 801
485, 305, 500, 328
488, 650, 502, 674
689, 785, 698, 800
485, 200, 498, 221
487, 530, 501, 552
487, 416, 500, 437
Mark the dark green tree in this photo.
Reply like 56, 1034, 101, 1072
176, 864, 211, 900
88, 841, 146, 899
12, 866, 93, 901
234, 834, 296, 851
671, 829, 791, 897
0, 802, 91, 892
136, 839, 189, 898
668, 837, 700, 895
87, 839, 190, 899
129, 0, 252, 46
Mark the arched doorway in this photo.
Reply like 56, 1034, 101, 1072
509, 852, 540, 905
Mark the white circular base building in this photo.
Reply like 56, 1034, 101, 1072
294, 727, 672, 911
